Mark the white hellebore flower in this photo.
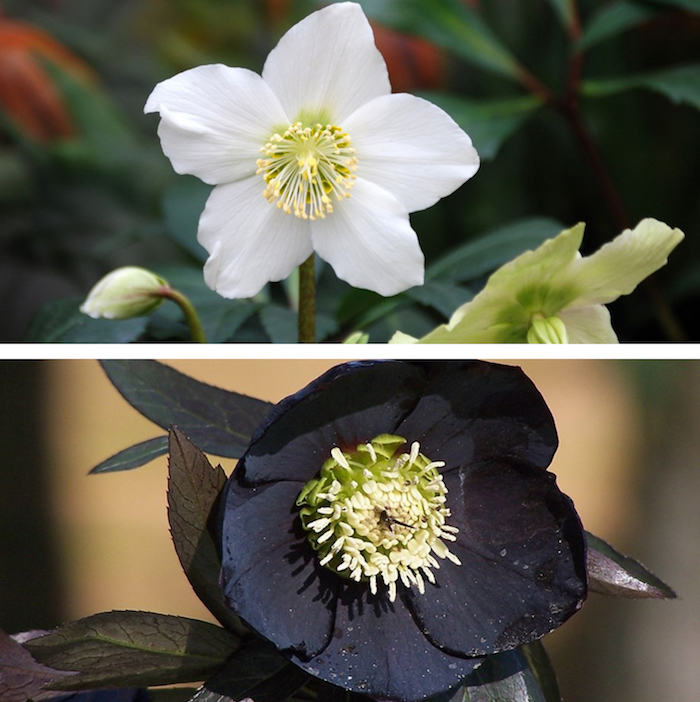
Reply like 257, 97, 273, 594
391, 218, 684, 343
80, 266, 167, 319
144, 2, 479, 298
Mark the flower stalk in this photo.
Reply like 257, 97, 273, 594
159, 288, 207, 343
298, 254, 316, 343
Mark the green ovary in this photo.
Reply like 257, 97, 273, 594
296, 434, 460, 602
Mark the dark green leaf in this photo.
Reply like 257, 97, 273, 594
162, 178, 210, 262
582, 64, 700, 111
405, 281, 474, 318
353, 0, 523, 81
463, 648, 549, 702
149, 690, 199, 702
578, 1, 658, 52
647, 0, 700, 12
25, 298, 147, 343
151, 266, 259, 343
420, 93, 541, 160
521, 641, 562, 702
258, 304, 338, 342
89, 436, 169, 474
0, 628, 76, 702
586, 531, 677, 598
100, 360, 273, 458
426, 217, 566, 284
546, 0, 576, 32
192, 639, 308, 702
25, 612, 239, 691
168, 428, 247, 635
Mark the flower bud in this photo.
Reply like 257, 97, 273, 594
527, 314, 569, 344
80, 267, 168, 320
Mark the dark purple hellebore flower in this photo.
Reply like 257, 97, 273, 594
219, 361, 587, 701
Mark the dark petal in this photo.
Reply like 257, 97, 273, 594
406, 458, 587, 657
220, 479, 338, 659
239, 361, 426, 485
289, 582, 482, 702
395, 362, 558, 473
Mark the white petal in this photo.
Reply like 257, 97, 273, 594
310, 178, 424, 296
568, 218, 685, 306
262, 2, 390, 123
560, 306, 618, 343
145, 65, 289, 184
343, 93, 479, 212
198, 178, 313, 298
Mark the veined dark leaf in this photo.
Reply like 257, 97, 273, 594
353, 0, 523, 82
191, 639, 309, 702
24, 611, 240, 691
25, 298, 147, 343
100, 360, 273, 458
405, 281, 474, 319
419, 93, 541, 161
0, 627, 76, 702
586, 531, 676, 598
89, 436, 168, 474
521, 641, 563, 702
582, 64, 700, 111
578, 1, 658, 52
258, 304, 338, 343
426, 217, 566, 284
168, 428, 247, 635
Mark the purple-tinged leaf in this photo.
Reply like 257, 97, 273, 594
90, 437, 168, 474
100, 361, 273, 458
24, 611, 240, 691
0, 627, 75, 701
168, 428, 247, 635
586, 531, 676, 599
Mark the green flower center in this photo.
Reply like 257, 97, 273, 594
256, 122, 358, 221
527, 313, 569, 344
296, 434, 460, 602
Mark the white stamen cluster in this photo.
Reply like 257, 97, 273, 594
256, 122, 358, 220
296, 434, 460, 603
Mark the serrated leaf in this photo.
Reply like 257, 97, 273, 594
89, 436, 168, 474
578, 1, 658, 52
586, 531, 676, 598
24, 612, 240, 691
100, 360, 273, 458
25, 298, 147, 343
192, 639, 308, 702
168, 428, 246, 635
353, 0, 523, 81
405, 281, 474, 318
0, 627, 76, 702
420, 93, 541, 160
582, 64, 700, 111
426, 217, 566, 284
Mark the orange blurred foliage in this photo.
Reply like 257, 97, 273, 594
0, 11, 94, 142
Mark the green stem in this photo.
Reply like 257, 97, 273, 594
298, 254, 316, 343
161, 288, 207, 343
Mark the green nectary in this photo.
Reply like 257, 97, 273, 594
296, 433, 460, 602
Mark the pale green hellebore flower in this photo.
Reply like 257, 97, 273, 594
391, 218, 684, 344
80, 266, 168, 320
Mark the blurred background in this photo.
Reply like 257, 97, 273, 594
1, 0, 699, 342
0, 359, 698, 701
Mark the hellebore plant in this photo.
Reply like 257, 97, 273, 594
391, 218, 684, 344
144, 2, 479, 341
1, 360, 676, 702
